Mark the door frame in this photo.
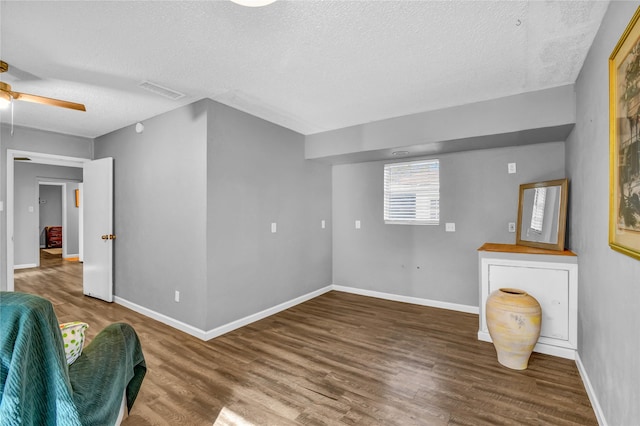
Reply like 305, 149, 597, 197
6, 149, 89, 291
37, 182, 65, 266
38, 180, 81, 264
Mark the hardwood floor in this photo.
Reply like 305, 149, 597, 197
14, 254, 597, 425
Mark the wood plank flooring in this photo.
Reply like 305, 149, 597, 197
13, 252, 597, 425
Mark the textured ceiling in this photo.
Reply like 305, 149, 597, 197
0, 0, 609, 139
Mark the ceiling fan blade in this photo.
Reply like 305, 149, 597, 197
13, 91, 86, 112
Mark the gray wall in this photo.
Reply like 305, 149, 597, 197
205, 100, 332, 330
94, 101, 209, 329
64, 182, 80, 256
565, 2, 640, 424
333, 142, 565, 307
13, 163, 83, 267
95, 99, 333, 332
0, 124, 92, 289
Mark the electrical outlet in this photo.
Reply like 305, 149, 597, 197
174, 291, 180, 303
508, 163, 517, 174
271, 223, 277, 233
321, 220, 326, 229
355, 220, 361, 229
445, 222, 456, 232
508, 222, 516, 233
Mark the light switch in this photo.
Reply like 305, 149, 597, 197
508, 222, 516, 233
28, 206, 34, 213
355, 220, 361, 229
321, 220, 326, 229
0, 201, 3, 211
445, 222, 456, 232
271, 223, 277, 233
508, 163, 517, 174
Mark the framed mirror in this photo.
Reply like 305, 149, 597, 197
516, 178, 568, 251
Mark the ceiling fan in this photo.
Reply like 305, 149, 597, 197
0, 60, 86, 111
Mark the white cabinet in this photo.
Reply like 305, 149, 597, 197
478, 243, 578, 360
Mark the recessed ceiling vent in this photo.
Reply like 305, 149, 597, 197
138, 80, 185, 100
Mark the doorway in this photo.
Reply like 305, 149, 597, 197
6, 149, 88, 292
39, 183, 64, 267
38, 181, 81, 266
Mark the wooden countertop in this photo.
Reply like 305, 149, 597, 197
478, 243, 577, 257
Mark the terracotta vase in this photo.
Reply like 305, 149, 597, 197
486, 288, 541, 370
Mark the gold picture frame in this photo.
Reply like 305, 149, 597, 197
610, 7, 640, 260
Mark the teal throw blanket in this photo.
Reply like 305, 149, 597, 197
0, 292, 146, 426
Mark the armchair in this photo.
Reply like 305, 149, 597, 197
0, 292, 146, 426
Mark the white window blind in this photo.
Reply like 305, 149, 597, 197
530, 187, 547, 232
384, 159, 440, 225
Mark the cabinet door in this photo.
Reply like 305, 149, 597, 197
488, 264, 569, 341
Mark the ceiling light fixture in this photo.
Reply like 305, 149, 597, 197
0, 85, 12, 109
0, 85, 15, 135
230, 0, 277, 7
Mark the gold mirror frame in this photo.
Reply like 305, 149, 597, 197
516, 178, 568, 251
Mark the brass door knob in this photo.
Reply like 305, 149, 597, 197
101, 235, 109, 240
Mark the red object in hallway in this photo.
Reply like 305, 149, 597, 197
46, 226, 62, 248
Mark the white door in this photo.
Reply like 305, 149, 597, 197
82, 157, 114, 302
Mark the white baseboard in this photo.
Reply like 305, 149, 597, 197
114, 296, 208, 340
332, 285, 479, 314
202, 285, 333, 340
63, 253, 79, 259
116, 285, 478, 342
576, 352, 607, 426
114, 285, 334, 341
14, 263, 37, 270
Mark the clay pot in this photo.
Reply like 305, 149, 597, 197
486, 288, 541, 370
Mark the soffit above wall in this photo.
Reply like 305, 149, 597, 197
306, 85, 576, 163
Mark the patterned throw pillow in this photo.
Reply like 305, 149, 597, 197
59, 321, 89, 365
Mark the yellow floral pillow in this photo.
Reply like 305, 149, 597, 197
59, 321, 89, 365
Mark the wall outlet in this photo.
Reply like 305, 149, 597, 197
508, 222, 516, 233
355, 220, 361, 229
271, 222, 277, 233
174, 291, 180, 303
321, 220, 326, 229
508, 162, 517, 174
445, 222, 456, 232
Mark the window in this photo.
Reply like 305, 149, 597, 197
384, 159, 440, 225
